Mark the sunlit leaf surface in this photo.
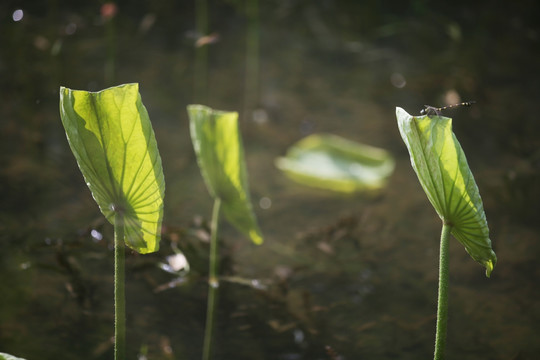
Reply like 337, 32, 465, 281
187, 104, 263, 245
59, 83, 165, 254
0, 353, 26, 360
396, 107, 496, 276
275, 133, 395, 193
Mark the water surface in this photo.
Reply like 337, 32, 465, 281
1, 2, 540, 359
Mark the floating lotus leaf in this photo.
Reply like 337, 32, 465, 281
275, 133, 395, 193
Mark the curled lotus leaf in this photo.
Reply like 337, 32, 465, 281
187, 104, 263, 245
59, 83, 165, 254
396, 107, 496, 276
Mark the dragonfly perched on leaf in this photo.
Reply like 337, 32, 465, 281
420, 101, 476, 116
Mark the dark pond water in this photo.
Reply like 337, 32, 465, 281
2, 1, 540, 359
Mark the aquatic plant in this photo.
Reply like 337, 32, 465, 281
275, 133, 395, 193
59, 83, 165, 360
194, 0, 209, 102
244, 0, 260, 117
396, 107, 496, 359
187, 104, 263, 359
0, 353, 26, 360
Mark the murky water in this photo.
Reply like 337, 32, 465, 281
1, 2, 540, 359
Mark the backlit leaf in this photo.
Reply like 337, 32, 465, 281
0, 353, 26, 360
396, 107, 496, 276
275, 133, 395, 193
59, 83, 165, 254
188, 105, 263, 245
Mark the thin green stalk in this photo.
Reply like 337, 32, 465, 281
244, 0, 259, 118
434, 222, 452, 360
114, 214, 126, 360
194, 0, 208, 103
202, 198, 222, 360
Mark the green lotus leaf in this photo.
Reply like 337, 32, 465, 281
275, 133, 395, 193
0, 353, 26, 360
59, 83, 165, 254
396, 107, 496, 276
187, 104, 263, 245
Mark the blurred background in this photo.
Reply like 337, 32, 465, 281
1, 1, 539, 359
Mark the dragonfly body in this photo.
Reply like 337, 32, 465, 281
420, 101, 476, 116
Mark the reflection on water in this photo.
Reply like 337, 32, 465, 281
1, 1, 540, 359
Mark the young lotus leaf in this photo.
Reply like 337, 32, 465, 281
187, 104, 263, 245
0, 353, 26, 360
59, 83, 165, 254
275, 133, 395, 193
396, 107, 496, 276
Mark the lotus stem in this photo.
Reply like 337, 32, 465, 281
114, 214, 126, 360
434, 222, 452, 360
202, 198, 222, 360
194, 0, 208, 102
244, 0, 260, 117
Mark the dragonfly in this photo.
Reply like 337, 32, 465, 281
420, 101, 476, 116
